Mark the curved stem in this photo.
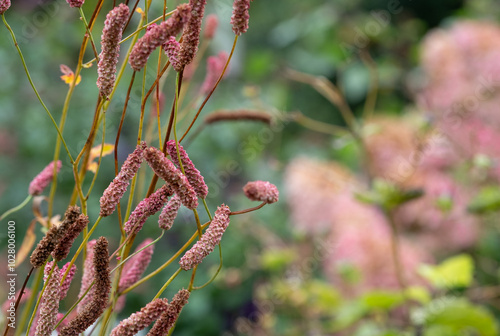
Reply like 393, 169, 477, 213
180, 35, 239, 143
0, 195, 32, 221
193, 244, 223, 290
230, 202, 266, 215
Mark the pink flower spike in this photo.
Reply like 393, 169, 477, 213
158, 194, 181, 230
0, 0, 11, 14
163, 36, 182, 72
204, 14, 218, 39
243, 180, 279, 204
123, 184, 173, 235
99, 142, 147, 217
200, 51, 228, 95
179, 204, 230, 270
144, 147, 198, 209
59, 262, 77, 300
231, 0, 252, 35
166, 140, 208, 198
177, 0, 207, 69
35, 263, 61, 336
29, 160, 62, 196
110, 298, 169, 336
118, 238, 154, 291
66, 0, 84, 8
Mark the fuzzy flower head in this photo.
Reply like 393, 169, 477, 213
66, 0, 84, 8
0, 0, 10, 14
35, 263, 61, 336
163, 36, 182, 72
166, 140, 208, 198
77, 240, 97, 312
97, 4, 130, 97
59, 262, 77, 300
179, 204, 230, 270
243, 180, 279, 204
100, 142, 147, 217
110, 298, 169, 336
30, 217, 71, 268
231, 0, 252, 35
29, 160, 62, 195
144, 146, 198, 209
129, 4, 191, 71
119, 238, 155, 291
53, 213, 88, 261
124, 184, 173, 235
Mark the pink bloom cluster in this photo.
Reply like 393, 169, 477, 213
29, 160, 62, 195
158, 194, 182, 230
231, 0, 252, 35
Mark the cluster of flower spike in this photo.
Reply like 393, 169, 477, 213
163, 36, 182, 72
97, 4, 130, 97
166, 140, 208, 199
179, 204, 231, 270
129, 4, 191, 71
119, 239, 155, 291
144, 146, 198, 209
60, 237, 111, 336
35, 263, 61, 336
111, 298, 169, 336
29, 160, 62, 196
148, 289, 190, 335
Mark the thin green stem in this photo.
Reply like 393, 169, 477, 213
193, 244, 223, 290
153, 268, 182, 299
1, 15, 73, 163
78, 7, 99, 61
0, 195, 32, 221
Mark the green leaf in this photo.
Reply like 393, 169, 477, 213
405, 286, 431, 304
330, 300, 367, 331
362, 290, 405, 311
260, 248, 296, 271
468, 186, 500, 214
355, 179, 423, 211
418, 254, 474, 289
416, 299, 498, 336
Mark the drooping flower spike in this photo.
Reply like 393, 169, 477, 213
166, 140, 208, 199
144, 146, 198, 209
29, 160, 62, 196
179, 204, 230, 270
99, 141, 147, 217
243, 180, 279, 204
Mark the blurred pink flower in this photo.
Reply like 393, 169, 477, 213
323, 194, 433, 295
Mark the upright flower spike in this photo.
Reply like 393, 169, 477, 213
99, 141, 147, 217
35, 263, 61, 336
179, 204, 230, 270
76, 240, 97, 313
200, 51, 228, 95
243, 180, 279, 204
123, 184, 173, 235
118, 239, 155, 291
231, 0, 252, 35
30, 213, 72, 268
29, 160, 62, 196
163, 36, 182, 72
177, 0, 207, 69
129, 4, 191, 71
158, 194, 181, 230
66, 0, 84, 8
203, 14, 218, 39
0, 0, 10, 14
53, 213, 89, 261
97, 4, 130, 97
147, 289, 190, 336
166, 140, 208, 199
110, 298, 169, 336
60, 237, 111, 336
144, 147, 198, 209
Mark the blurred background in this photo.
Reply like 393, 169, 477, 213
2, 0, 500, 335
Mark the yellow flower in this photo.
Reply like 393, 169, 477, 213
60, 64, 81, 86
